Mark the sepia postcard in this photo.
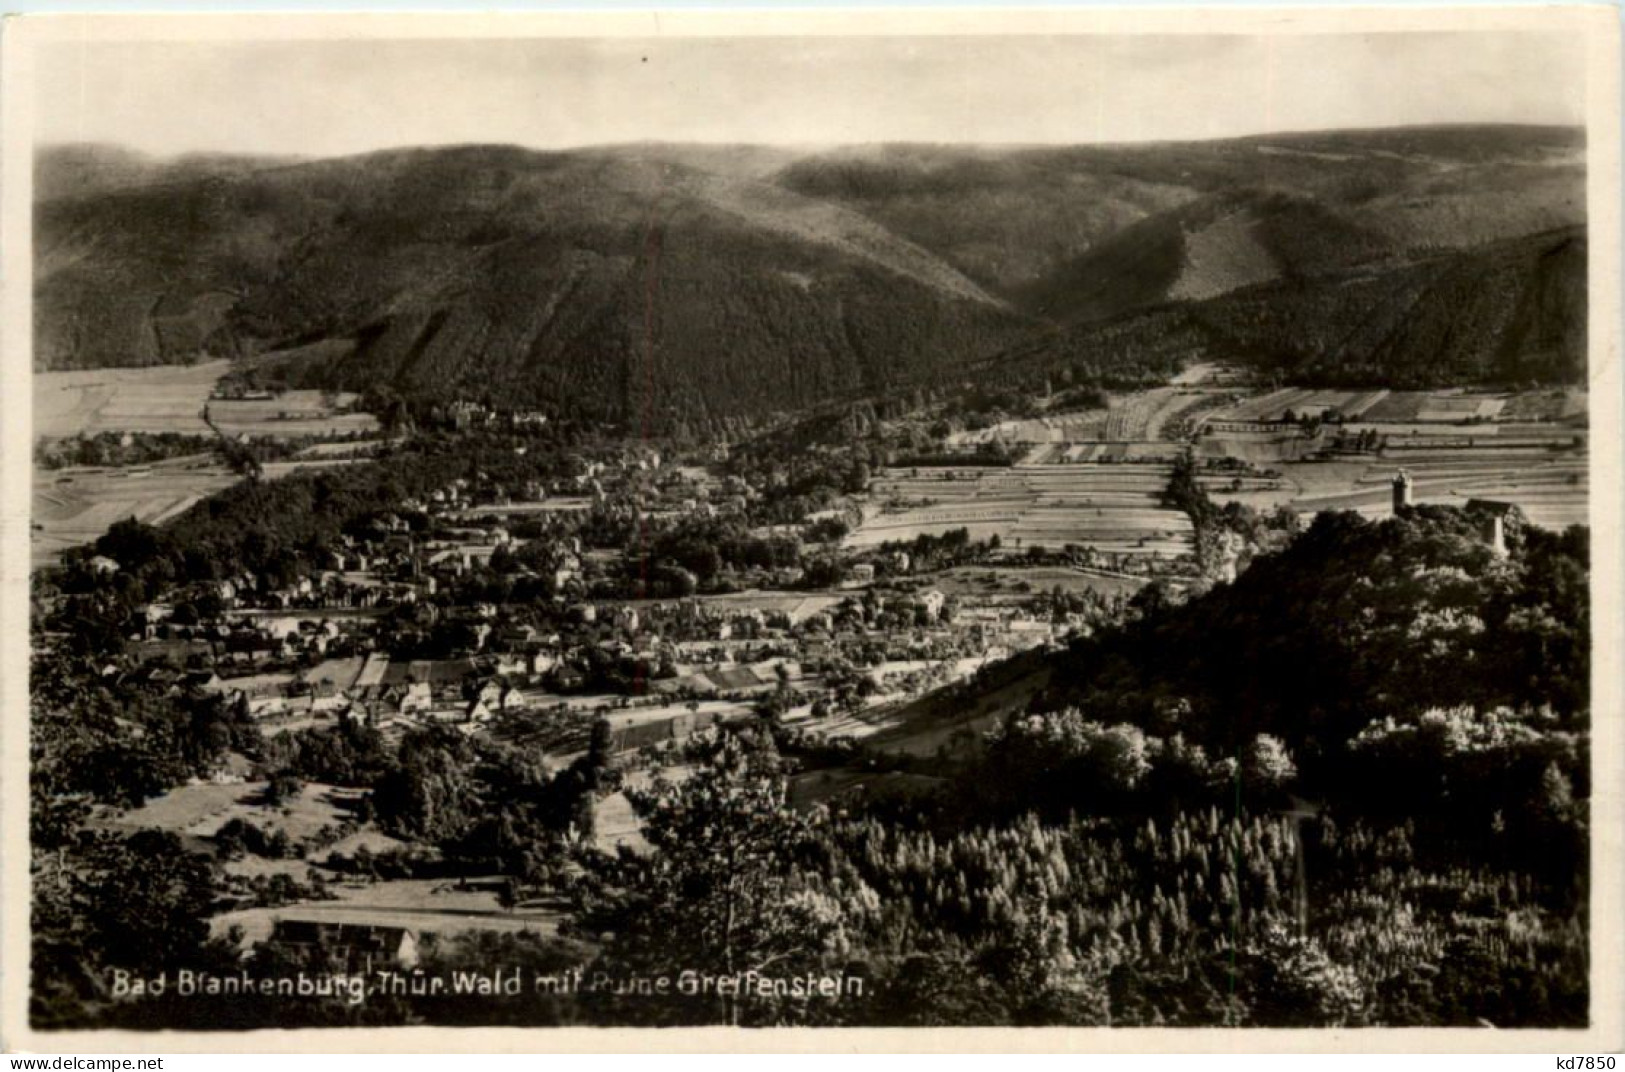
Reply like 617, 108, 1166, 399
0, 5, 1620, 1054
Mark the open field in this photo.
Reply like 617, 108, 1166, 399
210, 393, 378, 439
35, 361, 232, 439
32, 456, 240, 567
1499, 388, 1588, 422
211, 876, 567, 945
1170, 362, 1239, 387
33, 454, 369, 567
852, 463, 1192, 557
143, 781, 573, 941
906, 386, 1587, 562
947, 385, 1233, 448
788, 768, 945, 810
292, 438, 391, 459
1182, 386, 1589, 531
948, 410, 1107, 447
1210, 387, 1393, 423
1297, 459, 1586, 528
593, 765, 696, 856
593, 792, 649, 856
930, 565, 1145, 601
1020, 441, 1186, 465
35, 361, 376, 439
454, 497, 594, 519
793, 655, 1054, 760
103, 780, 362, 844
642, 590, 844, 622
1207, 444, 1588, 530
1206, 388, 1585, 428
260, 457, 371, 480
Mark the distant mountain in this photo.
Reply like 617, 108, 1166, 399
34, 125, 1587, 426
34, 142, 302, 201
36, 144, 1023, 428
777, 125, 1585, 315
987, 226, 1586, 388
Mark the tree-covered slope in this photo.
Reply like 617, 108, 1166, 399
1026, 504, 1588, 765
34, 125, 1588, 421
985, 226, 1586, 388
776, 125, 1585, 315
35, 144, 1024, 426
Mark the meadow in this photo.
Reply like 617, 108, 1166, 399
35, 360, 376, 440
32, 456, 240, 567
107, 778, 566, 943
871, 382, 1586, 570
102, 779, 362, 846
33, 453, 370, 567
210, 877, 566, 946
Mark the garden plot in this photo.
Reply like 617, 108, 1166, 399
1141, 389, 1232, 441
600, 700, 754, 734
670, 591, 844, 622
1102, 388, 1184, 441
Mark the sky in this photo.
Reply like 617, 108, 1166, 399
33, 30, 1588, 157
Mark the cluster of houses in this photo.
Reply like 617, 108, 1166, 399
440, 400, 551, 432
121, 569, 1065, 747
98, 438, 1098, 760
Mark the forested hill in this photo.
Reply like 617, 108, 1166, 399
34, 145, 1024, 430
985, 226, 1587, 388
975, 503, 1588, 804
36, 125, 1587, 425
778, 126, 1585, 314
34, 144, 304, 202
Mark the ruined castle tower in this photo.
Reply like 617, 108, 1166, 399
1391, 469, 1414, 514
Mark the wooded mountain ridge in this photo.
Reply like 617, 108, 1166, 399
36, 125, 1586, 426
